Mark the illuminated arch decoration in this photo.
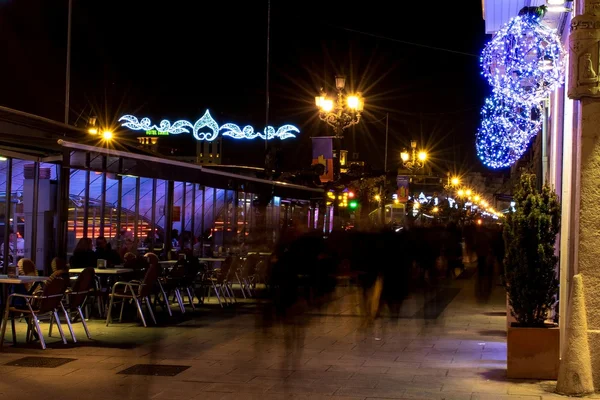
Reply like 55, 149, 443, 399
119, 110, 299, 142
480, 7, 566, 104
476, 92, 541, 169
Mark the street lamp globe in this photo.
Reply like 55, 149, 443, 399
102, 130, 113, 140
335, 76, 346, 90
401, 151, 409, 162
451, 177, 460, 186
321, 99, 334, 112
418, 151, 427, 161
347, 95, 360, 110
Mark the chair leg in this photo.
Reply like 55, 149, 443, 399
10, 316, 16, 345
235, 272, 247, 298
52, 311, 67, 345
158, 282, 172, 317
0, 307, 10, 348
211, 283, 223, 307
145, 297, 156, 325
186, 287, 196, 311
77, 306, 92, 339
31, 316, 46, 350
119, 299, 127, 322
105, 295, 115, 326
174, 289, 185, 313
49, 313, 54, 337
60, 303, 77, 343
132, 297, 147, 327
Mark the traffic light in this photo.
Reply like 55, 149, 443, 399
326, 190, 335, 206
349, 200, 358, 209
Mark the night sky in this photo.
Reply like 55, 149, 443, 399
0, 0, 490, 174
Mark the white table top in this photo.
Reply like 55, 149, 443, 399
158, 260, 178, 265
69, 268, 134, 275
0, 275, 50, 285
198, 258, 226, 262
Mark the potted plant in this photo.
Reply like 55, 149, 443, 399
503, 173, 560, 379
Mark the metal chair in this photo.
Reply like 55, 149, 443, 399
0, 277, 70, 350
106, 264, 159, 327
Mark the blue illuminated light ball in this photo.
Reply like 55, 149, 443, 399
480, 11, 566, 104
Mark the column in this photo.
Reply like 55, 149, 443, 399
567, 1, 600, 389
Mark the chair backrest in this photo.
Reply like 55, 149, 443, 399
38, 277, 68, 313
139, 264, 160, 297
242, 254, 261, 277
51, 257, 68, 274
144, 252, 159, 267
70, 267, 95, 309
18, 258, 37, 276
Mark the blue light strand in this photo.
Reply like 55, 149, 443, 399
476, 92, 541, 169
480, 11, 566, 105
119, 110, 299, 141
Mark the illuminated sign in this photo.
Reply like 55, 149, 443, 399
145, 129, 169, 136
119, 110, 299, 142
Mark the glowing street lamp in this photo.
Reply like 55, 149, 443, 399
315, 75, 364, 136
444, 172, 461, 191
102, 130, 114, 141
401, 140, 427, 172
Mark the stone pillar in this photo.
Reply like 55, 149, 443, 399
565, 0, 600, 391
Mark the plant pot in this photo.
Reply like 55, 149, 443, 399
506, 294, 517, 331
507, 325, 559, 380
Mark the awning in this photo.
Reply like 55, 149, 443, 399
58, 140, 322, 200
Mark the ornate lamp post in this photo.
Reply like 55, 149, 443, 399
444, 172, 460, 191
400, 140, 427, 172
315, 76, 364, 137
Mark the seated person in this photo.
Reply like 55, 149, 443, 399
70, 238, 96, 268
94, 236, 121, 266
50, 257, 70, 280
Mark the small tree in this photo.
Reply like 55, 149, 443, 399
503, 173, 560, 327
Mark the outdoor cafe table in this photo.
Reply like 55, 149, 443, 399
0, 275, 50, 317
198, 258, 226, 262
69, 267, 134, 275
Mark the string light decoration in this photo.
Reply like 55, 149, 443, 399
480, 6, 566, 104
476, 92, 542, 169
119, 110, 299, 141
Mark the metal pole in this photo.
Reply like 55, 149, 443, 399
151, 179, 157, 250
384, 113, 389, 173
82, 153, 90, 238
3, 159, 12, 269
134, 177, 140, 241
115, 160, 123, 250
201, 186, 205, 256
165, 180, 174, 257
99, 156, 107, 237
242, 190, 247, 242
541, 99, 549, 188
181, 182, 187, 241
265, 0, 271, 153
64, 0, 73, 125
30, 162, 39, 265
190, 183, 196, 242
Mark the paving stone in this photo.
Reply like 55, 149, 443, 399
0, 279, 562, 400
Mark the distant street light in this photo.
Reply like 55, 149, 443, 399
102, 130, 114, 141
444, 172, 460, 191
315, 75, 364, 137
400, 140, 427, 172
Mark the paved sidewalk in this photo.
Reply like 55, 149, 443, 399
0, 271, 579, 400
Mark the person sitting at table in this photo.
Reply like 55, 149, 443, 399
11, 258, 39, 308
70, 238, 96, 268
95, 236, 120, 266
50, 257, 70, 280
